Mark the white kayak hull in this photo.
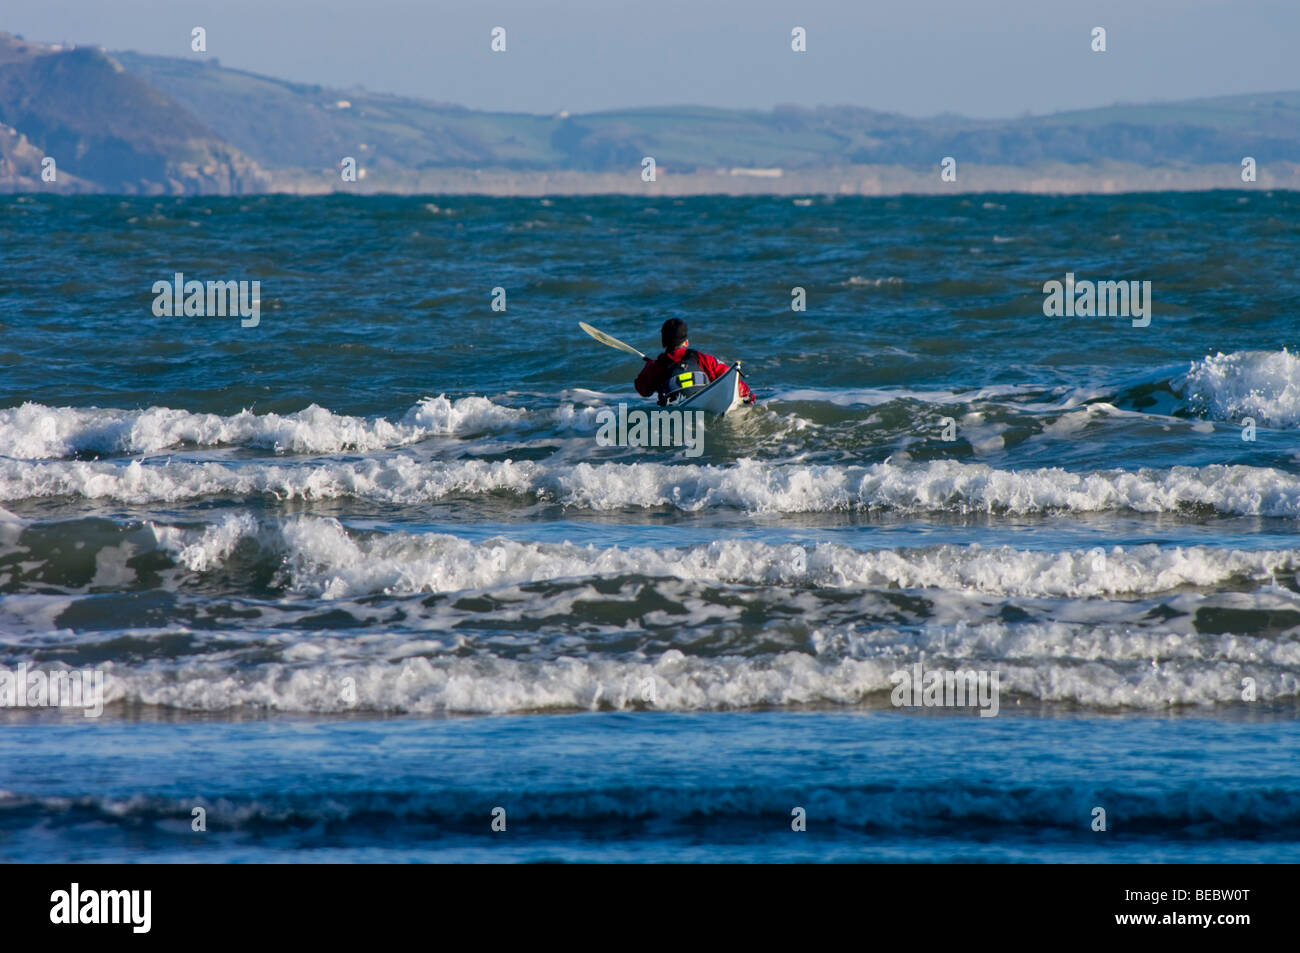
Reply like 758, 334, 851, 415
673, 365, 744, 415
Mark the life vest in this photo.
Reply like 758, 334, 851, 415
657, 349, 709, 405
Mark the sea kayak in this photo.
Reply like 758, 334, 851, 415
673, 364, 746, 415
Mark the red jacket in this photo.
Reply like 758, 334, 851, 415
635, 346, 754, 404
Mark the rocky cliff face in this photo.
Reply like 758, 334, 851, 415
0, 32, 269, 194
0, 120, 96, 191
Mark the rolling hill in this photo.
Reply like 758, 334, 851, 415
3, 30, 1299, 194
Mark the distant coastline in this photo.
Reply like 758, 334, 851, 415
3, 31, 1299, 196
264, 161, 1300, 197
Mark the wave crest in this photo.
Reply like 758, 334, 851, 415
6, 456, 1300, 517
0, 396, 523, 460
1182, 349, 1300, 427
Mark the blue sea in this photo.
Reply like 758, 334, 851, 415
1, 191, 1299, 863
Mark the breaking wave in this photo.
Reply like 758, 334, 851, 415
146, 514, 1300, 599
5, 456, 1300, 516
1181, 349, 1300, 428
0, 395, 524, 459
50, 629, 1300, 713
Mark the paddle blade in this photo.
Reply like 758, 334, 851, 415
578, 322, 647, 360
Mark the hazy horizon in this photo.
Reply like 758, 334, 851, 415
8, 0, 1299, 119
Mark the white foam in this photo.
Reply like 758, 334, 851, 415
0, 396, 524, 460
159, 512, 260, 573
844, 275, 904, 287
773, 384, 1031, 407
1181, 349, 1300, 427
7, 456, 1300, 517
149, 517, 1300, 600
12, 520, 1300, 714
89, 623, 1300, 713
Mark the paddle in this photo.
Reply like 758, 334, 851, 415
578, 321, 651, 362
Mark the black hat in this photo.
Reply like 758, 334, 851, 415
661, 318, 688, 349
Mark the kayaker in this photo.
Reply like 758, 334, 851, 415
634, 318, 755, 406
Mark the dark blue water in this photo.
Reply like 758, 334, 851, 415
4, 711, 1298, 863
2, 192, 1299, 861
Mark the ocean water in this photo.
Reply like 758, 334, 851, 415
1, 191, 1299, 863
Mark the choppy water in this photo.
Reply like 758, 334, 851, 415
2, 192, 1299, 862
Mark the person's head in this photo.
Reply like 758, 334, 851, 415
661, 318, 688, 350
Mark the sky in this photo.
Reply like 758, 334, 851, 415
8, 0, 1299, 118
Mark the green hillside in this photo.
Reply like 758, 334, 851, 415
0, 33, 267, 193
4, 30, 1299, 194
113, 48, 1300, 173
